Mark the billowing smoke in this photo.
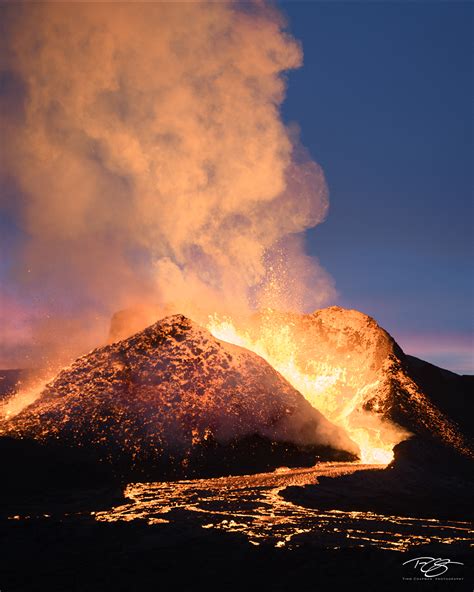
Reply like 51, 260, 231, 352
0, 1, 334, 368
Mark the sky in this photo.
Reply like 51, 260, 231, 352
279, 1, 473, 373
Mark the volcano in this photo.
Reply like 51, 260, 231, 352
1, 307, 471, 480
0, 315, 356, 478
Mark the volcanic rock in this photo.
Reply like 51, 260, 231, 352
0, 315, 357, 478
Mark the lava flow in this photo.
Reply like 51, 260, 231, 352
207, 307, 411, 464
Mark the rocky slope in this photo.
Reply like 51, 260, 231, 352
0, 315, 356, 478
404, 354, 474, 439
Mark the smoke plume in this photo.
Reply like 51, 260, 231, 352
0, 1, 334, 367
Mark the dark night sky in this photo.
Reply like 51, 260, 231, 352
279, 1, 473, 373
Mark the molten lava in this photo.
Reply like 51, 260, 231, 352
207, 308, 411, 464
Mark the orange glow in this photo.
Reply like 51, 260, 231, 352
0, 374, 54, 421
207, 311, 409, 465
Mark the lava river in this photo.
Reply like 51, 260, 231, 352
93, 463, 473, 551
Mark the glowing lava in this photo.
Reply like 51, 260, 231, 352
207, 308, 411, 465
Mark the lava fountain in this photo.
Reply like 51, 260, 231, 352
208, 307, 411, 464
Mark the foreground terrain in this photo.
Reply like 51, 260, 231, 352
0, 461, 472, 591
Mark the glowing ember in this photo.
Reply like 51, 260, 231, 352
207, 307, 412, 465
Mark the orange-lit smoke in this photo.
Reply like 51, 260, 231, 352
0, 1, 334, 367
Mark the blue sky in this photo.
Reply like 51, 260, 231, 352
279, 1, 473, 373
